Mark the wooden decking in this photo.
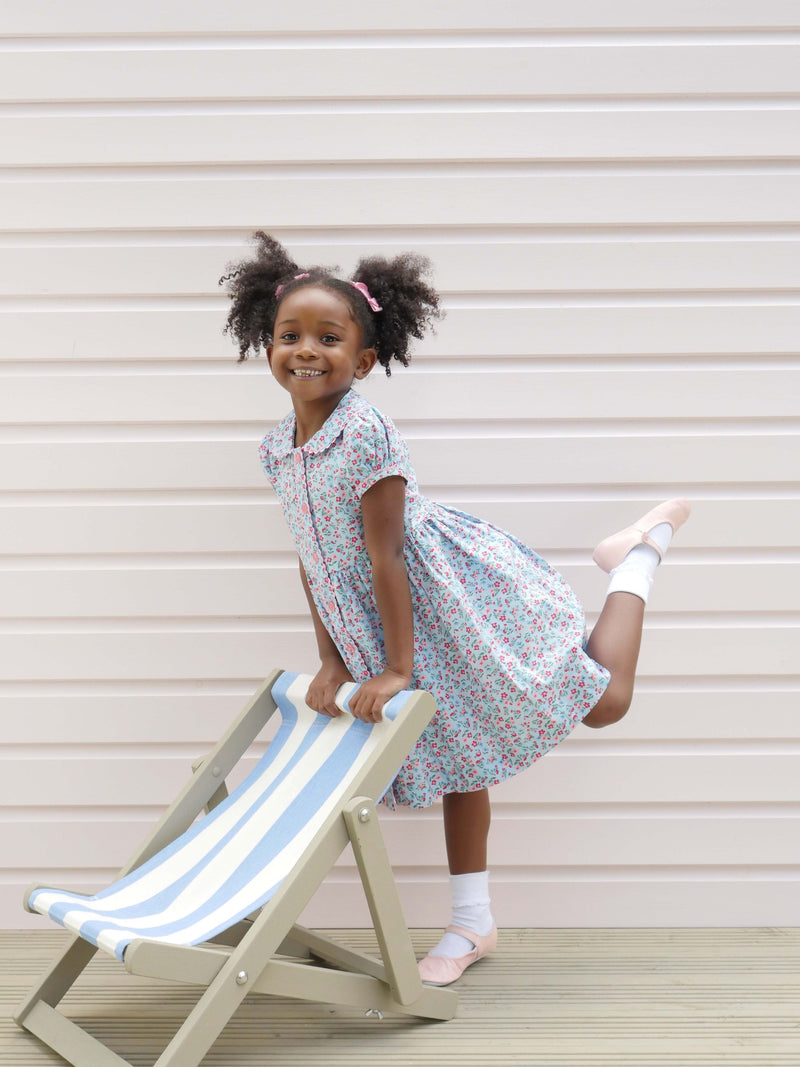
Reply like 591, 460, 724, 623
2, 928, 799, 1065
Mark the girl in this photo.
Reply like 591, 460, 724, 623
220, 233, 690, 987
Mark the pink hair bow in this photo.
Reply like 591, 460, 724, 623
348, 280, 382, 313
274, 273, 382, 314
275, 273, 309, 298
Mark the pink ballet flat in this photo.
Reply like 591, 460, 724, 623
592, 497, 691, 574
417, 924, 498, 986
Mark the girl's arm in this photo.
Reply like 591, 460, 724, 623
299, 557, 354, 717
348, 475, 414, 723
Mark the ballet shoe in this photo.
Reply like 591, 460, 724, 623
592, 498, 691, 574
417, 924, 498, 986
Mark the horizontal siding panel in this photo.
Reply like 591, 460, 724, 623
5, 0, 799, 34
5, 367, 799, 422
8, 111, 800, 166
2, 175, 798, 231
5, 815, 797, 868
5, 563, 798, 616
3, 690, 798, 743
3, 499, 798, 555
6, 240, 800, 296
5, 306, 799, 362
3, 1, 797, 933
0, 627, 794, 680
3, 751, 798, 806
3, 436, 796, 490
8, 881, 800, 930
4, 45, 800, 102
298, 877, 800, 928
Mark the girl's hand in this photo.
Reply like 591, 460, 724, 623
348, 669, 411, 724
306, 659, 355, 718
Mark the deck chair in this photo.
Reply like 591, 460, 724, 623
15, 668, 457, 1067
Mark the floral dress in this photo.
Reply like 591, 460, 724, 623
259, 388, 609, 808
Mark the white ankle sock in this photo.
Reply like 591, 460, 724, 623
429, 871, 494, 958
605, 522, 674, 605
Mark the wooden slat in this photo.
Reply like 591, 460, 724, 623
5, 240, 800, 296
0, 626, 794, 681
2, 499, 798, 555
4, 562, 798, 616
3, 435, 796, 490
3, 690, 798, 744
1, 174, 797, 231
304, 882, 800, 928
7, 882, 800, 930
8, 111, 800, 166
3, 367, 798, 422
4, 44, 799, 102
3, 749, 799, 807
5, 813, 799, 868
5, 305, 800, 362
5, 0, 799, 33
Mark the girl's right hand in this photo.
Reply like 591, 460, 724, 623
306, 659, 355, 718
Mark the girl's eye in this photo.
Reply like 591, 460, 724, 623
280, 332, 298, 342
321, 334, 340, 344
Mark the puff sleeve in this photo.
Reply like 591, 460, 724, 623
346, 410, 413, 500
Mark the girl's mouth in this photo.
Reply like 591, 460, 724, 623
290, 368, 325, 378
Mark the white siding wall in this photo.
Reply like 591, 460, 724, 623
2, 1, 798, 929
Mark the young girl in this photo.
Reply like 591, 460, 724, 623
220, 233, 690, 987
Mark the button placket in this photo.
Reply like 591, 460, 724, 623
299, 450, 368, 675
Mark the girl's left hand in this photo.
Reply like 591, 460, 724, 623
347, 669, 411, 723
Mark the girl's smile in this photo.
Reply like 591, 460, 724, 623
267, 285, 376, 442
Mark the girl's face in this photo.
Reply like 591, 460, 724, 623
267, 285, 376, 410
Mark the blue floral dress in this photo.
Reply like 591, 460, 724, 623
259, 388, 609, 808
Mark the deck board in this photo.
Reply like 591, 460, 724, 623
2, 929, 799, 1065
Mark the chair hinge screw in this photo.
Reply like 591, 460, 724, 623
212, 766, 222, 777
235, 970, 248, 985
358, 807, 371, 823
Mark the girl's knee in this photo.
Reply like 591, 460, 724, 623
582, 690, 632, 729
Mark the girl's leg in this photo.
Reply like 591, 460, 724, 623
582, 497, 691, 729
582, 591, 645, 728
442, 788, 490, 874
422, 789, 495, 969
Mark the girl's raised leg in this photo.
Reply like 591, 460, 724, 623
583, 591, 645, 727
582, 497, 691, 728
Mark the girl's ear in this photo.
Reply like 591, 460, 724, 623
354, 347, 377, 380
266, 343, 273, 368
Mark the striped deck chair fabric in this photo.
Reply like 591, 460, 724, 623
17, 668, 457, 1067
26, 671, 416, 962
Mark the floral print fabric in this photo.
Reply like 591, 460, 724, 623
260, 389, 609, 808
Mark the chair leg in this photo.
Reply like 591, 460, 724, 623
342, 796, 425, 1007
150, 957, 253, 1067
14, 934, 97, 1028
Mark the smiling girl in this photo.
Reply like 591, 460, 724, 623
220, 232, 690, 986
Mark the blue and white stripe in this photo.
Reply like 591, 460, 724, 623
27, 672, 412, 961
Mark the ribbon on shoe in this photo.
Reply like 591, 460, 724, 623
418, 924, 498, 986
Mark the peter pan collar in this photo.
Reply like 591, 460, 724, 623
268, 389, 362, 459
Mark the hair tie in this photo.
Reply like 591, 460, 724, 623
275, 273, 309, 298
274, 273, 382, 314
348, 280, 382, 313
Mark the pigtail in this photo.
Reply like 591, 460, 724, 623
219, 232, 301, 361
351, 253, 442, 374
219, 232, 442, 372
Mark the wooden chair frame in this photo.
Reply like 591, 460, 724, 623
15, 669, 457, 1067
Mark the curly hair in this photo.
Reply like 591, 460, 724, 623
219, 231, 442, 374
